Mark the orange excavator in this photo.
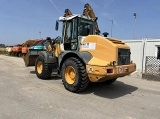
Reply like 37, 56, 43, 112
11, 44, 23, 57
21, 40, 43, 56
22, 45, 29, 56
23, 38, 50, 66
11, 40, 38, 57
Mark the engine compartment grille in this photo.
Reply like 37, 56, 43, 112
118, 48, 130, 65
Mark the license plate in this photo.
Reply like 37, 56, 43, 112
119, 67, 123, 73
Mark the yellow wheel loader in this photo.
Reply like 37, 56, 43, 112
34, 4, 136, 93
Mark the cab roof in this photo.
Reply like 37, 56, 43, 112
58, 14, 94, 21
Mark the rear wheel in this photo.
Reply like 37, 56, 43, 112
35, 55, 52, 79
62, 57, 89, 93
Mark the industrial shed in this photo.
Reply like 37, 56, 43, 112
124, 38, 160, 78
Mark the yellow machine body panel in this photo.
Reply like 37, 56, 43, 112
79, 35, 136, 82
85, 64, 136, 82
79, 35, 129, 66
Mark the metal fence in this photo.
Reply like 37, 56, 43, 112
145, 56, 160, 75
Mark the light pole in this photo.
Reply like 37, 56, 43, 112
110, 20, 113, 37
133, 13, 137, 40
39, 31, 41, 39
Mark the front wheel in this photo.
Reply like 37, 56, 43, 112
61, 57, 89, 93
35, 55, 52, 79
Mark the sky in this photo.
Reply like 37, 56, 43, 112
0, 0, 160, 45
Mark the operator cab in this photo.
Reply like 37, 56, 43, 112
55, 15, 95, 51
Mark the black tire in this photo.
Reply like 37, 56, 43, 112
15, 52, 19, 57
23, 54, 26, 57
18, 53, 22, 57
104, 78, 117, 85
35, 55, 52, 79
61, 57, 89, 93
12, 52, 15, 56
11, 52, 14, 56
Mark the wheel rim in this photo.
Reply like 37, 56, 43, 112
37, 61, 43, 74
65, 66, 76, 84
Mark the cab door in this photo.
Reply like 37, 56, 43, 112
63, 18, 78, 51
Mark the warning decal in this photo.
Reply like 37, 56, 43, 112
82, 43, 96, 50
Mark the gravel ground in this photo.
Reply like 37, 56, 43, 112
0, 55, 160, 119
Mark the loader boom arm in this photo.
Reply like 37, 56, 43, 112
64, 9, 72, 17
83, 3, 100, 35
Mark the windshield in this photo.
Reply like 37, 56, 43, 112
78, 18, 94, 36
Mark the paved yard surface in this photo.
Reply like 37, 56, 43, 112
0, 55, 160, 119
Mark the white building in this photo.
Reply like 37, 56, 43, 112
124, 38, 160, 77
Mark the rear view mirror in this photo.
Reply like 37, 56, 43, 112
55, 21, 59, 31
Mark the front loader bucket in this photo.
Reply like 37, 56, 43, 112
23, 53, 38, 67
